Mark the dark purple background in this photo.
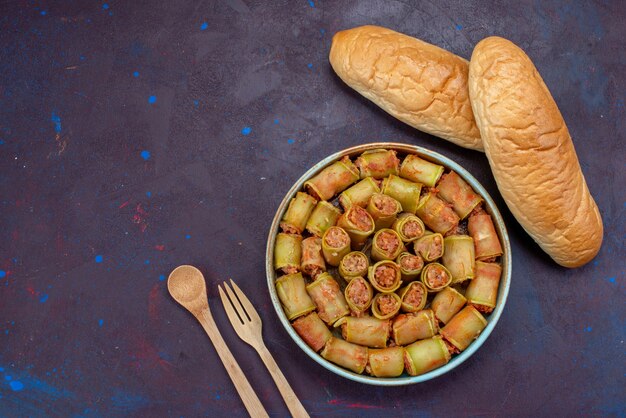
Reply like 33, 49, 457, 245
1, 1, 624, 416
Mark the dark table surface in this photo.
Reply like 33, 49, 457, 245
1, 1, 624, 416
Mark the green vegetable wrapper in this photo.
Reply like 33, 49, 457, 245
413, 232, 445, 262
306, 272, 349, 325
274, 233, 302, 274
280, 192, 317, 234
404, 336, 451, 376
275, 272, 316, 320
321, 337, 369, 374
392, 214, 425, 243
392, 310, 438, 346
416, 192, 460, 235
431, 286, 467, 324
371, 293, 402, 320
355, 149, 400, 179
336, 316, 390, 348
321, 226, 351, 266
440, 305, 487, 352
397, 281, 427, 312
441, 235, 475, 284
368, 260, 402, 293
382, 175, 423, 214
336, 205, 375, 250
339, 251, 369, 280
465, 261, 502, 314
300, 236, 326, 278
396, 252, 425, 282
305, 156, 359, 201
344, 276, 374, 315
420, 263, 452, 292
367, 193, 402, 230
367, 347, 405, 377
305, 201, 341, 237
339, 177, 380, 209
468, 211, 503, 260
371, 229, 405, 261
436, 171, 483, 219
399, 155, 444, 187
292, 312, 332, 352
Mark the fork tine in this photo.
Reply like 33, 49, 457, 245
229, 279, 261, 324
223, 281, 251, 323
218, 284, 244, 327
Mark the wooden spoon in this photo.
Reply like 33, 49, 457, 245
168, 265, 268, 417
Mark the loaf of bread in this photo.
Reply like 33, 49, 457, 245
329, 25, 483, 151
468, 37, 603, 268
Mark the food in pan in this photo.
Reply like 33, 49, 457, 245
273, 148, 505, 378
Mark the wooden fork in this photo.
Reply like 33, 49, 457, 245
218, 279, 310, 418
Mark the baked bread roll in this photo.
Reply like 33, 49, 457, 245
468, 36, 603, 268
329, 25, 483, 151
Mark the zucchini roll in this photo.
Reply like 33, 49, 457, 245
367, 193, 402, 230
392, 214, 425, 243
392, 310, 438, 345
441, 235, 475, 284
440, 306, 487, 352
371, 229, 405, 261
420, 263, 452, 292
321, 337, 368, 374
431, 286, 467, 324
339, 177, 380, 209
355, 149, 400, 179
339, 251, 369, 281
467, 209, 503, 261
274, 233, 303, 274
344, 276, 374, 315
336, 205, 375, 249
306, 272, 349, 325
367, 347, 405, 377
465, 261, 502, 314
396, 252, 425, 282
280, 192, 317, 234
368, 260, 402, 293
397, 281, 427, 312
321, 226, 351, 266
436, 171, 483, 219
403, 336, 451, 376
381, 175, 423, 214
400, 155, 444, 187
301, 237, 326, 279
415, 192, 460, 235
292, 312, 332, 352
275, 272, 316, 320
413, 232, 444, 262
336, 316, 390, 348
305, 156, 359, 201
371, 293, 402, 320
305, 201, 342, 237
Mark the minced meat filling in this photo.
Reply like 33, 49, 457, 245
347, 279, 370, 307
402, 220, 423, 239
472, 303, 494, 314
377, 294, 398, 315
324, 227, 349, 248
399, 254, 423, 272
343, 254, 367, 273
432, 235, 443, 257
372, 195, 397, 215
375, 231, 400, 255
374, 265, 397, 288
404, 285, 425, 307
426, 266, 449, 288
470, 204, 486, 217
348, 206, 373, 231
279, 222, 299, 235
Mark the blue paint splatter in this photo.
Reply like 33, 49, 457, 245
102, 3, 109, 10
185, 234, 191, 240
5, 375, 11, 381
140, 150, 151, 160
455, 24, 463, 30
200, 22, 208, 30
148, 95, 157, 104
193, 100, 199, 107
39, 294, 49, 303
273, 118, 279, 124
144, 259, 150, 265
133, 71, 139, 77
241, 126, 252, 136
287, 138, 295, 144
80, 55, 86, 61
320, 29, 325, 35
0, 271, 5, 278
95, 255, 103, 263
146, 191, 152, 198
0, 140, 4, 145
216, 394, 221, 400
98, 319, 104, 327
9, 381, 24, 391
40, 10, 47, 16
307, 63, 313, 69
109, 11, 113, 16
584, 326, 592, 332
159, 275, 166, 281
308, 0, 315, 7
608, 277, 615, 283
51, 112, 62, 133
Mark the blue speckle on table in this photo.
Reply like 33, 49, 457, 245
148, 95, 157, 104
109, 11, 113, 16
5, 375, 11, 381
287, 138, 295, 144
307, 63, 313, 69
185, 234, 191, 240
140, 150, 151, 160
608, 277, 615, 283
320, 28, 325, 34
308, 0, 315, 7
9, 381, 24, 392
193, 100, 199, 107
133, 71, 139, 77
455, 24, 463, 30
39, 294, 49, 303
95, 255, 103, 263
102, 3, 109, 10
241, 126, 252, 135
584, 326, 592, 332
40, 10, 47, 16
146, 191, 151, 198
98, 319, 104, 327
273, 118, 279, 124
159, 275, 166, 281
0, 140, 4, 145
51, 112, 62, 133
0, 271, 5, 278
80, 55, 86, 61
144, 259, 150, 265
200, 22, 208, 30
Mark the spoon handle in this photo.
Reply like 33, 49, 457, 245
197, 308, 269, 418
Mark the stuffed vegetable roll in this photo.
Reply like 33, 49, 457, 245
392, 310, 438, 346
274, 233, 302, 274
431, 286, 467, 324
336, 316, 390, 348
339, 251, 369, 281
468, 208, 503, 261
280, 192, 317, 234
440, 306, 487, 352
416, 192, 460, 235
321, 337, 368, 374
306, 272, 349, 325
368, 260, 402, 293
305, 201, 342, 237
336, 205, 375, 250
371, 229, 405, 262
344, 276, 374, 316
421, 263, 452, 292
321, 226, 351, 266
400, 155, 444, 187
301, 236, 326, 278
275, 272, 316, 320
355, 149, 400, 179
367, 193, 402, 230
397, 281, 428, 312
305, 156, 359, 200
413, 232, 445, 262
396, 252, 425, 282
292, 312, 332, 352
441, 235, 475, 284
392, 214, 425, 243
403, 336, 451, 376
371, 293, 402, 320
436, 171, 483, 219
381, 175, 423, 214
465, 261, 502, 314
339, 177, 381, 209
367, 347, 405, 377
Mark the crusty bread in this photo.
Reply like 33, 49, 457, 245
468, 36, 603, 268
329, 25, 483, 151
